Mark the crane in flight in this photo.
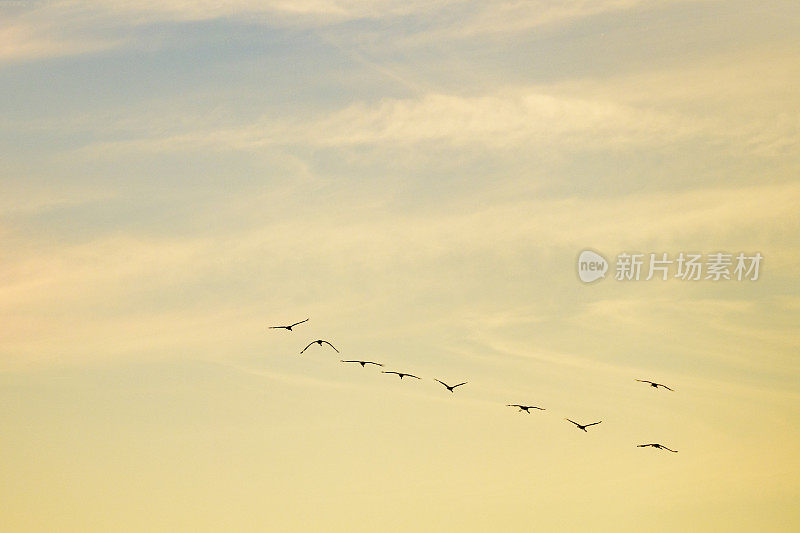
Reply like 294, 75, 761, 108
507, 404, 545, 414
637, 443, 678, 452
382, 371, 421, 380
269, 318, 309, 331
636, 379, 673, 391
434, 379, 467, 393
300, 339, 339, 354
340, 360, 383, 368
565, 419, 602, 432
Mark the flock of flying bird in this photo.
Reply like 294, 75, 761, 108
270, 317, 679, 453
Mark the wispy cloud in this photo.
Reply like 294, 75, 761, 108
0, 0, 711, 65
67, 88, 711, 156
62, 53, 796, 158
0, 20, 119, 64
52, 0, 668, 26
1, 178, 796, 369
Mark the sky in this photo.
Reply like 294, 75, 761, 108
1, 0, 799, 531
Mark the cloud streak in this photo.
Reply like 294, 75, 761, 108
0, 0, 712, 65
68, 89, 718, 156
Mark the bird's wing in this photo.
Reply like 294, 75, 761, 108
585, 421, 602, 427
321, 341, 339, 352
300, 341, 315, 353
268, 326, 286, 329
382, 371, 399, 375
340, 360, 358, 363
452, 382, 467, 388
408, 374, 421, 379
636, 379, 653, 384
664, 446, 678, 452
565, 418, 580, 426
637, 444, 649, 447
532, 406, 545, 410
661, 384, 674, 391
434, 379, 448, 387
289, 318, 309, 327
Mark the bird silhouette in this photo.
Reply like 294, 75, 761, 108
637, 443, 678, 452
382, 371, 421, 380
507, 404, 546, 413
434, 379, 467, 393
565, 419, 602, 432
300, 339, 339, 354
340, 360, 383, 368
636, 379, 673, 391
269, 318, 309, 331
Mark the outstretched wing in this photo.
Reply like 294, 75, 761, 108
585, 421, 602, 427
451, 382, 468, 389
321, 340, 339, 353
289, 318, 309, 328
300, 341, 315, 353
636, 379, 654, 385
435, 379, 448, 387
382, 371, 400, 376
565, 418, 580, 426
663, 447, 678, 453
407, 374, 421, 380
365, 361, 384, 367
269, 325, 287, 329
659, 384, 674, 391
340, 360, 359, 364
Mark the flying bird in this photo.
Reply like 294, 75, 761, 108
636, 379, 673, 391
382, 371, 421, 380
300, 339, 339, 354
507, 404, 546, 413
269, 318, 309, 331
637, 443, 678, 452
340, 360, 383, 368
565, 419, 602, 432
434, 379, 467, 393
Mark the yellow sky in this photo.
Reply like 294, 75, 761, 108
1, 0, 799, 531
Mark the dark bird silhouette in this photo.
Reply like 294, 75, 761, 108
340, 360, 383, 368
638, 443, 678, 452
269, 318, 309, 331
434, 379, 467, 393
507, 404, 546, 413
382, 371, 421, 380
565, 418, 602, 432
300, 339, 339, 354
636, 379, 673, 391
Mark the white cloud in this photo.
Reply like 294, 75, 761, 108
1, 179, 796, 367
70, 88, 709, 156
547, 46, 800, 158
0, 21, 118, 64
63, 0, 657, 26
0, 0, 708, 64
